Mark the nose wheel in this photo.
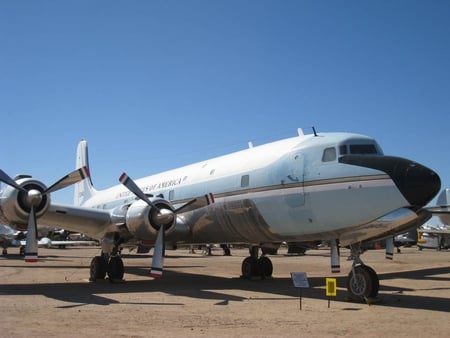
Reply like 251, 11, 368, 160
347, 264, 379, 301
346, 244, 380, 301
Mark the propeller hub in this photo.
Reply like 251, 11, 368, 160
154, 208, 175, 227
27, 189, 43, 207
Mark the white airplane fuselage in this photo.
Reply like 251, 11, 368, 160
55, 132, 439, 247
0, 130, 441, 298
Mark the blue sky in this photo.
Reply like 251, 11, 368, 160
1, 0, 449, 218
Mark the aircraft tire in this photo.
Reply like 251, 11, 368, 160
107, 256, 124, 281
361, 265, 379, 297
257, 256, 273, 278
241, 256, 258, 279
347, 265, 379, 301
90, 256, 107, 282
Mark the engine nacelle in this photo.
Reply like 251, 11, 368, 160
125, 198, 183, 240
0, 176, 50, 225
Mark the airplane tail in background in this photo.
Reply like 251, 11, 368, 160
428, 188, 450, 225
437, 188, 450, 207
74, 139, 97, 206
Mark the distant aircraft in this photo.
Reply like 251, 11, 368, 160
0, 129, 441, 301
0, 224, 96, 256
417, 224, 450, 250
426, 188, 450, 225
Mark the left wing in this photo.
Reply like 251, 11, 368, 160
0, 168, 109, 261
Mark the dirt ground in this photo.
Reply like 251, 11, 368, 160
1, 245, 449, 337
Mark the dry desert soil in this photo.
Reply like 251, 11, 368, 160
1, 245, 449, 337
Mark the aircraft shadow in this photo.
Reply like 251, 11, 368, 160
0, 266, 448, 312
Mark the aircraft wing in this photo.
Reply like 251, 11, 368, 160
38, 203, 113, 241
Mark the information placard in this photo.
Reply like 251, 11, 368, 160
291, 272, 309, 288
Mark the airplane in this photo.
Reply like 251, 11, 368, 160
0, 128, 441, 301
417, 223, 450, 250
0, 224, 96, 256
426, 188, 450, 225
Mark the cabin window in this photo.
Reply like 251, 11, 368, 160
350, 144, 378, 154
210, 169, 215, 175
169, 190, 174, 201
241, 174, 250, 187
322, 147, 336, 162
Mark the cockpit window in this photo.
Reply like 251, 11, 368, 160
349, 144, 378, 154
322, 147, 337, 162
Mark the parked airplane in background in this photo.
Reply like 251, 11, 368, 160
0, 129, 441, 301
417, 223, 450, 250
0, 224, 96, 256
427, 188, 450, 225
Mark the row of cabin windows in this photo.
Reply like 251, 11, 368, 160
166, 174, 250, 201
322, 144, 379, 162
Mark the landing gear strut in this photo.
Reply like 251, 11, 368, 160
347, 244, 379, 301
241, 246, 273, 279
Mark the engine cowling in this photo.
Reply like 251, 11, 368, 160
0, 176, 50, 225
124, 198, 178, 240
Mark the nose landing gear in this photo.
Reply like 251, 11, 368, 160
347, 244, 380, 302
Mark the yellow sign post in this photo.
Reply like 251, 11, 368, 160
325, 278, 337, 308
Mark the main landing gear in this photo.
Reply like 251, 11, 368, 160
346, 244, 379, 301
241, 246, 273, 279
90, 246, 124, 282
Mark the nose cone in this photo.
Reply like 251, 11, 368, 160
339, 155, 441, 208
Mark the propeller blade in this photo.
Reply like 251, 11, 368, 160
119, 173, 159, 211
150, 226, 164, 278
119, 173, 215, 279
0, 169, 27, 192
24, 206, 38, 262
175, 193, 215, 214
45, 166, 90, 194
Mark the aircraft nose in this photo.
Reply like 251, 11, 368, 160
339, 155, 441, 207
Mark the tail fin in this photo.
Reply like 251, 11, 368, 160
437, 188, 450, 207
74, 139, 97, 206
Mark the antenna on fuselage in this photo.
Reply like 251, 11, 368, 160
311, 126, 318, 136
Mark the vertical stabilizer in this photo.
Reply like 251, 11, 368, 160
74, 139, 97, 206
437, 188, 450, 207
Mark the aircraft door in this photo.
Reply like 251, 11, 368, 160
286, 152, 305, 206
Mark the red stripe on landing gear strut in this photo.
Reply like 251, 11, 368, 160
25, 253, 38, 262
331, 265, 340, 273
150, 267, 163, 278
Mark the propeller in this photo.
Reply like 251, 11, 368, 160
119, 173, 173, 277
0, 167, 90, 262
119, 172, 215, 278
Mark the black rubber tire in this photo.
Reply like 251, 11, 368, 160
241, 256, 258, 278
347, 265, 379, 300
257, 256, 273, 278
90, 256, 107, 281
107, 256, 124, 280
361, 265, 379, 297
